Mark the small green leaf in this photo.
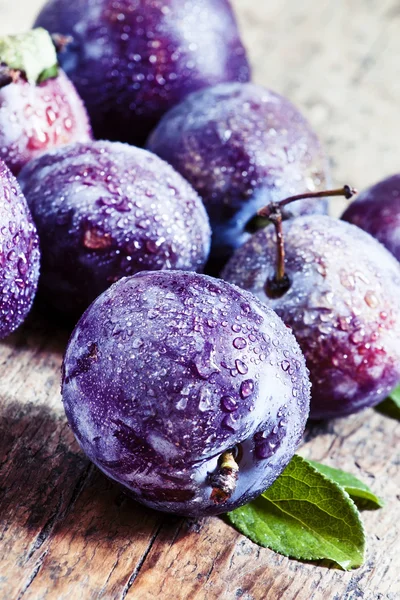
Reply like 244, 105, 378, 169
375, 385, 400, 420
0, 28, 58, 85
227, 455, 365, 570
306, 459, 383, 510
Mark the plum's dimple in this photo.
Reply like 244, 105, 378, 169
62, 271, 310, 516
35, 0, 250, 145
0, 70, 92, 176
18, 141, 211, 317
0, 160, 40, 338
147, 82, 330, 269
222, 216, 400, 419
342, 174, 400, 262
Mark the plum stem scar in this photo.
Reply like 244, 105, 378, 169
210, 450, 239, 504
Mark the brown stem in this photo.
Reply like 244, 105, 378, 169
51, 33, 73, 53
261, 186, 357, 299
0, 65, 22, 88
210, 450, 239, 505
258, 185, 357, 220
271, 212, 285, 282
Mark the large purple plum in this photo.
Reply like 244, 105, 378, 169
147, 82, 330, 271
35, 0, 250, 146
0, 160, 40, 338
342, 174, 400, 262
62, 271, 310, 516
18, 141, 210, 318
0, 28, 91, 176
222, 216, 400, 420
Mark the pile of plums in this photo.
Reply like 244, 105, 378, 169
0, 0, 399, 518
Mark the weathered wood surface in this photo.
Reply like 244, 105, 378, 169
1, 1, 400, 599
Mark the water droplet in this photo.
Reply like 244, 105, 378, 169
46, 106, 57, 125
235, 359, 248, 375
176, 397, 188, 411
145, 240, 158, 253
240, 379, 254, 398
131, 338, 143, 349
198, 387, 213, 412
193, 342, 220, 379
222, 414, 237, 431
340, 270, 356, 291
233, 337, 246, 350
220, 395, 238, 413
281, 360, 290, 372
364, 290, 379, 308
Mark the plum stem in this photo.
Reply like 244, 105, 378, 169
210, 450, 239, 504
257, 185, 357, 220
261, 185, 357, 299
51, 33, 73, 53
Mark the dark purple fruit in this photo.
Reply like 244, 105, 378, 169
342, 174, 400, 262
18, 141, 210, 318
62, 270, 310, 517
147, 82, 330, 271
0, 159, 40, 338
0, 28, 91, 176
222, 215, 400, 420
35, 0, 250, 146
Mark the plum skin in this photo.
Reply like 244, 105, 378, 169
222, 216, 400, 420
62, 271, 310, 517
147, 82, 330, 270
0, 70, 92, 176
0, 160, 40, 338
18, 141, 211, 318
342, 174, 400, 262
35, 0, 250, 146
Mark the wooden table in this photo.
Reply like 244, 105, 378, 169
1, 1, 399, 598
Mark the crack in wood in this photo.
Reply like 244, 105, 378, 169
25, 462, 94, 563
120, 522, 164, 600
17, 550, 48, 599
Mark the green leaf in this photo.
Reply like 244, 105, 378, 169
227, 455, 365, 570
0, 28, 58, 85
375, 385, 400, 420
306, 459, 383, 510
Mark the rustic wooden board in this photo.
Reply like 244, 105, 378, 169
1, 1, 400, 599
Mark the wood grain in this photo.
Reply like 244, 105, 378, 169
1, 1, 400, 599
1, 315, 399, 599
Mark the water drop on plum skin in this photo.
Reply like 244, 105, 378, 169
223, 215, 400, 419
0, 160, 40, 338
62, 271, 310, 517
35, 0, 250, 146
147, 82, 330, 269
18, 140, 211, 318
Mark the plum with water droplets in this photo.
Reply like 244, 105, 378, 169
62, 271, 310, 516
0, 28, 91, 176
342, 174, 400, 262
0, 159, 40, 338
147, 82, 330, 271
18, 141, 210, 318
222, 213, 400, 419
35, 0, 250, 146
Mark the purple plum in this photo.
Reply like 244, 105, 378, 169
147, 82, 330, 271
342, 174, 400, 262
0, 28, 91, 176
0, 159, 40, 338
18, 141, 210, 318
35, 0, 250, 146
62, 271, 310, 516
222, 216, 400, 420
